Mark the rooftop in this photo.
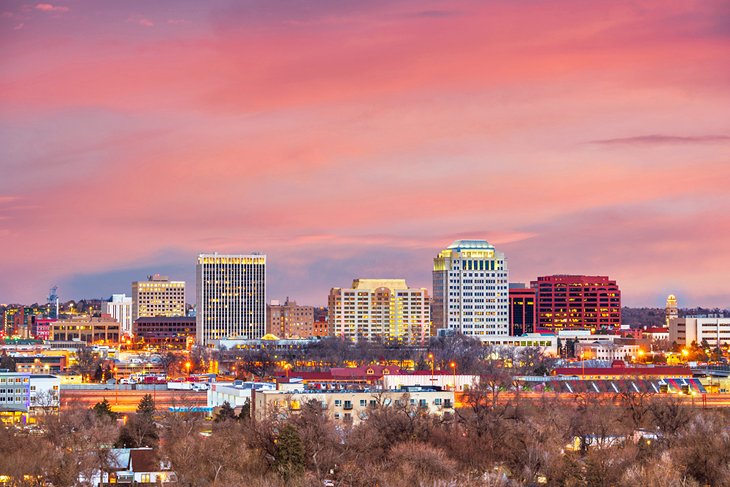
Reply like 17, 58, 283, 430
447, 239, 494, 251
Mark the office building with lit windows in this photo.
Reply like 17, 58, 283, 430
196, 253, 266, 346
267, 298, 315, 339
328, 279, 430, 345
105, 294, 133, 336
530, 275, 621, 330
432, 240, 509, 338
509, 284, 536, 336
132, 274, 185, 322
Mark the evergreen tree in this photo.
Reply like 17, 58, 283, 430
275, 424, 305, 483
137, 394, 156, 416
92, 399, 117, 420
214, 401, 237, 423
0, 352, 16, 372
238, 399, 251, 421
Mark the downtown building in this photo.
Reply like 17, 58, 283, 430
432, 240, 509, 338
509, 283, 536, 336
196, 253, 266, 346
132, 274, 186, 322
530, 275, 621, 331
105, 294, 133, 337
267, 298, 315, 339
328, 279, 430, 345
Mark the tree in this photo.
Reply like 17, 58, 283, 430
72, 347, 100, 382
92, 399, 118, 420
214, 401, 238, 423
0, 352, 16, 372
117, 394, 158, 448
275, 424, 305, 483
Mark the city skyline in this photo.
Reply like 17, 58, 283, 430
2, 0, 729, 308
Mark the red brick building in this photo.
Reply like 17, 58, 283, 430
531, 275, 621, 331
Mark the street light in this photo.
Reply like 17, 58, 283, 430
449, 361, 457, 391
427, 353, 435, 386
185, 361, 191, 378
114, 366, 119, 405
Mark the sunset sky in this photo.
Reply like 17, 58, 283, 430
1, 0, 729, 308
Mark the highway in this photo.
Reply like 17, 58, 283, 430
62, 389, 209, 413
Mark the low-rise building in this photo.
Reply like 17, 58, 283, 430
0, 372, 60, 422
479, 333, 559, 356
207, 381, 275, 409
132, 317, 196, 348
641, 327, 670, 342
251, 386, 454, 425
669, 317, 730, 347
553, 361, 692, 380
87, 448, 177, 485
382, 372, 480, 392
50, 315, 120, 344
575, 340, 643, 362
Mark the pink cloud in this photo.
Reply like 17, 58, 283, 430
34, 3, 69, 13
0, 0, 728, 306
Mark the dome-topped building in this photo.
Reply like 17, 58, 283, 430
666, 294, 678, 327
433, 239, 509, 339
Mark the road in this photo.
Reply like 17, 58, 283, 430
62, 389, 209, 413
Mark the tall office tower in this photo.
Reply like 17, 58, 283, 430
531, 275, 621, 331
132, 274, 186, 322
665, 294, 679, 327
329, 279, 430, 344
432, 240, 509, 338
267, 298, 314, 339
509, 284, 536, 336
104, 294, 133, 336
196, 253, 266, 346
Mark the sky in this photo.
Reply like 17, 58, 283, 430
1, 0, 729, 308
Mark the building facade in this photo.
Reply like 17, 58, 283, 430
509, 284, 536, 336
665, 294, 679, 327
531, 275, 621, 331
132, 317, 196, 348
267, 298, 315, 339
432, 240, 509, 338
328, 278, 430, 344
252, 387, 454, 425
196, 253, 267, 346
132, 274, 186, 322
574, 341, 642, 362
50, 315, 120, 344
669, 317, 730, 347
105, 294, 133, 336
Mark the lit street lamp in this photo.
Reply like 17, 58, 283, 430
449, 361, 457, 391
114, 366, 119, 405
185, 361, 191, 378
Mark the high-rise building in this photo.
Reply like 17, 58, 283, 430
531, 275, 621, 330
267, 298, 314, 339
196, 253, 266, 346
105, 294, 133, 336
132, 274, 185, 322
329, 278, 430, 344
665, 294, 679, 327
509, 284, 536, 336
432, 240, 509, 338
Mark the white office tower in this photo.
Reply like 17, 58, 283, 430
329, 279, 430, 345
104, 294, 133, 336
432, 240, 509, 338
196, 253, 266, 346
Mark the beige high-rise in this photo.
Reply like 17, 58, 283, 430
328, 279, 430, 345
132, 274, 186, 322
